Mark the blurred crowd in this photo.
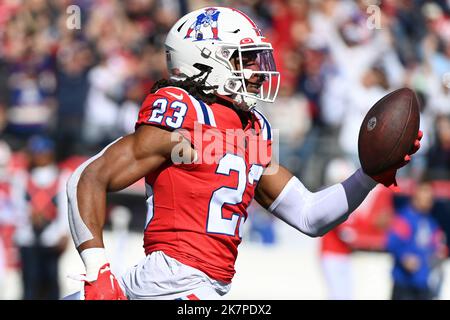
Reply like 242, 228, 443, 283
0, 0, 178, 160
0, 0, 448, 180
253, 0, 450, 186
0, 0, 449, 299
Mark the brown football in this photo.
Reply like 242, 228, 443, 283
358, 87, 420, 175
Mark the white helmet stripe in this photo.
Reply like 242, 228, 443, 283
188, 95, 206, 125
198, 100, 217, 127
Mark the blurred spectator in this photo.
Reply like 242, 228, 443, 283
426, 114, 450, 180
428, 37, 450, 82
426, 71, 450, 117
320, 156, 396, 300
0, 140, 15, 299
246, 202, 276, 245
345, 183, 394, 252
259, 81, 311, 175
116, 80, 143, 136
0, 60, 9, 134
322, 65, 389, 165
0, 231, 4, 298
1, 1, 57, 145
388, 0, 428, 65
54, 38, 93, 161
320, 157, 356, 300
313, 0, 394, 84
82, 55, 125, 152
386, 179, 448, 300
13, 135, 70, 300
4, 58, 56, 143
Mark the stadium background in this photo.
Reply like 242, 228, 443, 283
0, 0, 450, 299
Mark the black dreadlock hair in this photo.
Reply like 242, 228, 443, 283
151, 66, 218, 104
151, 65, 255, 129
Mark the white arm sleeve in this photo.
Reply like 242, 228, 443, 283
67, 137, 122, 248
268, 169, 377, 237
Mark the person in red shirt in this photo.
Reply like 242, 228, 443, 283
0, 140, 15, 297
320, 158, 356, 300
320, 158, 395, 299
64, 7, 421, 300
14, 136, 70, 299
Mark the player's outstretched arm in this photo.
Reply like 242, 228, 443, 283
255, 163, 378, 237
66, 125, 194, 298
255, 131, 423, 237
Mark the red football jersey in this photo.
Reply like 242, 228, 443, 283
135, 86, 272, 283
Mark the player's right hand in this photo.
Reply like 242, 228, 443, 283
370, 130, 423, 187
84, 263, 127, 300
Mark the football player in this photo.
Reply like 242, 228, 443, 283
66, 7, 422, 300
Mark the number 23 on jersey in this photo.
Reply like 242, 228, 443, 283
207, 154, 263, 238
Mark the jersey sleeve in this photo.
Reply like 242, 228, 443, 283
135, 87, 198, 133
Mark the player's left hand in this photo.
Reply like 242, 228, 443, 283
83, 263, 127, 300
371, 130, 423, 187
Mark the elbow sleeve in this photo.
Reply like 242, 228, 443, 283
67, 137, 122, 247
67, 159, 96, 248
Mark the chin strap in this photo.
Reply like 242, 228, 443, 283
223, 78, 258, 111
232, 94, 257, 111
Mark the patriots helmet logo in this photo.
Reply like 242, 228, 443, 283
184, 7, 221, 41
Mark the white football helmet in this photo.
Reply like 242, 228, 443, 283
165, 7, 280, 110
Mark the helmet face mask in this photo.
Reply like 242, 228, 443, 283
223, 45, 280, 109
165, 7, 280, 110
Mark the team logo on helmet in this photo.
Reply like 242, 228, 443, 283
184, 7, 221, 41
